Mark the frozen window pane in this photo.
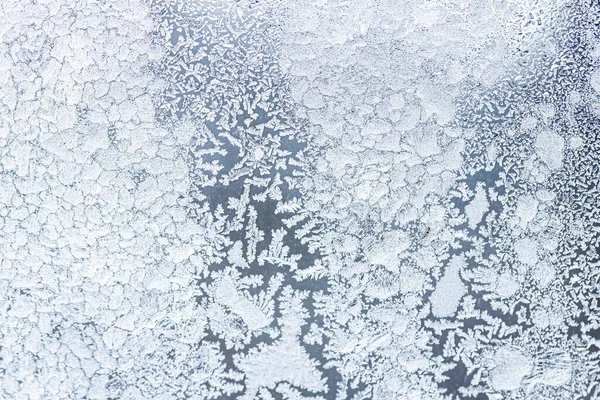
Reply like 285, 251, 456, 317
1, 0, 599, 399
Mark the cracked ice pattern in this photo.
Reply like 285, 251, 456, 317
1, 0, 600, 399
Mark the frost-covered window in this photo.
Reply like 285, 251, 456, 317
1, 0, 600, 399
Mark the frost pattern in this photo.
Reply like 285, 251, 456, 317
1, 0, 600, 399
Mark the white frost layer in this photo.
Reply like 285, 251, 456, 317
0, 0, 201, 398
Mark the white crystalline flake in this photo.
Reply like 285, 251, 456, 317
515, 238, 539, 266
490, 347, 533, 391
535, 130, 565, 170
214, 277, 270, 331
429, 256, 467, 318
515, 194, 539, 226
237, 336, 326, 399
362, 119, 392, 136
465, 184, 489, 229
303, 88, 325, 109
590, 69, 600, 93
366, 230, 410, 273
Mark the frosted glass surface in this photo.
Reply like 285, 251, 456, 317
1, 0, 600, 399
